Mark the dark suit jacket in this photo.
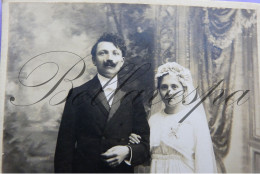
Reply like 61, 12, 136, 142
54, 75, 150, 173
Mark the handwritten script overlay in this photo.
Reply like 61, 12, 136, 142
10, 51, 250, 122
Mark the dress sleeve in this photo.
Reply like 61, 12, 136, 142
148, 114, 161, 149
193, 105, 218, 173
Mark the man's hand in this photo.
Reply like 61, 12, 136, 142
101, 146, 130, 167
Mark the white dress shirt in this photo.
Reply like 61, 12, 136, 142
97, 73, 118, 106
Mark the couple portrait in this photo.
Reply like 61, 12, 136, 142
1, 0, 259, 173
54, 33, 217, 173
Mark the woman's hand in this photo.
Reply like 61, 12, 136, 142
129, 133, 141, 144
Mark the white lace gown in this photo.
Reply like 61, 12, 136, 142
149, 107, 218, 173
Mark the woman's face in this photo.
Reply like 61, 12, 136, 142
159, 74, 185, 107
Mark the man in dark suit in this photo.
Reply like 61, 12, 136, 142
54, 33, 150, 173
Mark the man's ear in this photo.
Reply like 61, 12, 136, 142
92, 56, 96, 66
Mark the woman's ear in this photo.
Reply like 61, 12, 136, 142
182, 86, 188, 104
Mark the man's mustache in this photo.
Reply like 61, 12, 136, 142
104, 61, 117, 67
165, 96, 173, 101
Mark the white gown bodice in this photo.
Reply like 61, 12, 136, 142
149, 107, 217, 173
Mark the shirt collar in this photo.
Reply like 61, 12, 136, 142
97, 73, 118, 90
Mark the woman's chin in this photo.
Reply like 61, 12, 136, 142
165, 100, 182, 107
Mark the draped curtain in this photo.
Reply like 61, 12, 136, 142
198, 8, 256, 172
4, 3, 257, 172
153, 6, 257, 172
98, 4, 257, 172
109, 5, 257, 172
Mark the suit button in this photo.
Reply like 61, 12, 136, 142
102, 136, 106, 140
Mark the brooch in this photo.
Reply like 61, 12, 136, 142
169, 124, 182, 139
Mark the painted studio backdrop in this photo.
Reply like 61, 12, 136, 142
1, 2, 260, 173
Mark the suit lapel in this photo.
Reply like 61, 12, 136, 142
87, 75, 126, 124
107, 88, 125, 122
95, 89, 110, 113
87, 76, 110, 116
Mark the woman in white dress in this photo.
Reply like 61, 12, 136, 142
129, 62, 218, 173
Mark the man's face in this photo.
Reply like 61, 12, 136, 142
93, 41, 124, 78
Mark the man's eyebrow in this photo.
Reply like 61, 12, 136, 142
97, 48, 121, 52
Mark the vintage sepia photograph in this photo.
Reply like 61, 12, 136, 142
0, 0, 260, 173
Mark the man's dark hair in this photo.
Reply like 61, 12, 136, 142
91, 33, 127, 59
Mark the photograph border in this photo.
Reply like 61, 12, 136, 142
1, 0, 260, 172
